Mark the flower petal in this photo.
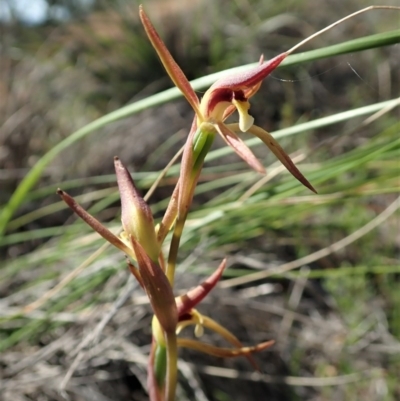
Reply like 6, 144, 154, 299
177, 338, 275, 358
221, 80, 262, 122
176, 258, 227, 316
218, 55, 265, 122
215, 122, 265, 174
246, 125, 317, 193
209, 52, 287, 91
176, 312, 260, 370
57, 189, 134, 257
231, 98, 254, 132
139, 5, 202, 119
200, 314, 260, 370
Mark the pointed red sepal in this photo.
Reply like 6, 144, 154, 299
200, 53, 286, 122
176, 259, 227, 317
215, 122, 265, 174
221, 56, 264, 122
210, 52, 287, 91
139, 5, 202, 119
197, 314, 261, 371
246, 125, 317, 193
57, 189, 133, 256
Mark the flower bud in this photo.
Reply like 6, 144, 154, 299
114, 157, 159, 261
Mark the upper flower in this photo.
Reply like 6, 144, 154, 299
139, 5, 316, 193
200, 53, 287, 132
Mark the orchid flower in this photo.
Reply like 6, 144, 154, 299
139, 5, 315, 206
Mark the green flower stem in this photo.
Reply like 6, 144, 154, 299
166, 127, 215, 284
192, 127, 216, 171
152, 329, 178, 400
154, 343, 167, 388
165, 331, 178, 401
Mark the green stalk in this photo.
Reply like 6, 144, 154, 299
165, 331, 178, 401
154, 343, 167, 388
166, 128, 215, 283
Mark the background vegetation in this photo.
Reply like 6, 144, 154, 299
0, 0, 399, 400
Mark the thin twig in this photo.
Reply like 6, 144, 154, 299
194, 364, 383, 386
361, 97, 400, 126
144, 145, 184, 201
278, 266, 310, 352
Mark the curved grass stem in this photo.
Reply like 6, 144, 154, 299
286, 6, 400, 55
